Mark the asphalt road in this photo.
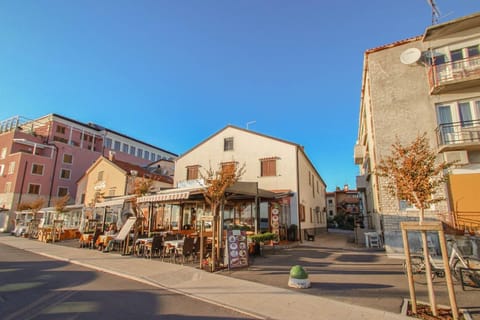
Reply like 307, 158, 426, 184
221, 231, 480, 318
0, 243, 254, 320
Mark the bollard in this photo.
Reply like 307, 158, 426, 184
288, 265, 311, 288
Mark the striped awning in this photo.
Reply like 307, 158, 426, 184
137, 191, 190, 203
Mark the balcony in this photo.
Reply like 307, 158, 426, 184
354, 144, 366, 165
436, 119, 480, 152
428, 55, 480, 94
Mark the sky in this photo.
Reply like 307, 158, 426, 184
0, 1, 479, 191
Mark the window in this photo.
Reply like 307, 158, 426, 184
56, 125, 66, 134
144, 150, 150, 160
186, 165, 199, 180
458, 102, 473, 127
150, 153, 156, 161
260, 158, 276, 177
28, 184, 40, 195
57, 187, 68, 197
122, 143, 129, 153
5, 181, 12, 193
436, 98, 480, 129
299, 204, 305, 222
399, 200, 414, 211
60, 169, 71, 180
8, 161, 15, 174
224, 137, 234, 151
310, 207, 313, 223
108, 188, 116, 197
328, 199, 333, 204
97, 171, 104, 181
0, 164, 4, 176
129, 146, 136, 156
221, 162, 236, 176
63, 153, 73, 164
137, 148, 143, 158
113, 141, 121, 151
105, 138, 112, 149
1, 147, 6, 159
31, 164, 44, 175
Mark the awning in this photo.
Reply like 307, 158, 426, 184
137, 191, 191, 203
95, 198, 129, 208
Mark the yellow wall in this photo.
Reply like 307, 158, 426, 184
449, 173, 480, 225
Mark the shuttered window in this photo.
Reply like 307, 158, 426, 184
221, 162, 236, 176
260, 157, 277, 177
186, 165, 200, 180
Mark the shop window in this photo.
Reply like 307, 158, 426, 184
260, 157, 276, 177
224, 137, 234, 151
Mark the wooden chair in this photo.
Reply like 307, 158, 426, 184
144, 235, 163, 259
177, 237, 195, 264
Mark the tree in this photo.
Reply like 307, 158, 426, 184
376, 133, 451, 222
18, 197, 45, 239
201, 162, 245, 271
54, 194, 70, 219
133, 177, 153, 196
376, 133, 455, 317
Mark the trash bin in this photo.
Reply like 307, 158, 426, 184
287, 225, 297, 241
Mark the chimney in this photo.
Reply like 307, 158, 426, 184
344, 184, 349, 191
108, 151, 115, 161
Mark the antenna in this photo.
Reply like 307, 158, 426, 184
246, 120, 256, 130
426, 0, 440, 25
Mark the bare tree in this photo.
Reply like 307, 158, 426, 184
201, 162, 245, 271
376, 133, 455, 317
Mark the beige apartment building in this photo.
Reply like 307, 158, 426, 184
174, 125, 327, 240
354, 13, 480, 253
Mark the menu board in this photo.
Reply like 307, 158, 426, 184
227, 230, 249, 269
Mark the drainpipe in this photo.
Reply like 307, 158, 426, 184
17, 160, 29, 209
296, 147, 302, 243
47, 144, 59, 207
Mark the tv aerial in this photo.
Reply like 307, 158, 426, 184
426, 0, 440, 25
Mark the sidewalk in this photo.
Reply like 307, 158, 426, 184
0, 234, 409, 320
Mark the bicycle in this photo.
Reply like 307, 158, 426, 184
403, 239, 480, 287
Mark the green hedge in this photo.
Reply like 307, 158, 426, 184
248, 232, 278, 243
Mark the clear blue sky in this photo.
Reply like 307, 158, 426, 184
1, 1, 479, 191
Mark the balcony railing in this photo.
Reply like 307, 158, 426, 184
436, 119, 480, 147
428, 55, 480, 94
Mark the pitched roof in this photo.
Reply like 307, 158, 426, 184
111, 158, 173, 184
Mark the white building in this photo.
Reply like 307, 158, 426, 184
174, 125, 327, 240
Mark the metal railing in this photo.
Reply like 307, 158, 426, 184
436, 119, 480, 146
428, 55, 480, 91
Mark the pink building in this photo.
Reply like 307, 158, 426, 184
0, 114, 177, 232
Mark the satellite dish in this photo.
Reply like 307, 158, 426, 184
400, 48, 422, 65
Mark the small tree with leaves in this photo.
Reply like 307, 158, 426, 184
201, 162, 246, 271
376, 133, 455, 317
376, 133, 451, 222
18, 197, 45, 238
54, 194, 70, 220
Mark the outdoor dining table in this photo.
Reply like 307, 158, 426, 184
164, 239, 184, 248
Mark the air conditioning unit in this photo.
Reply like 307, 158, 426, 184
443, 150, 468, 165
